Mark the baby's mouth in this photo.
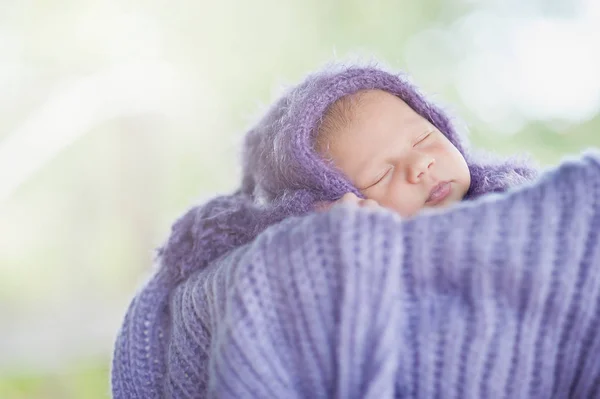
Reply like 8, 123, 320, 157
426, 181, 452, 205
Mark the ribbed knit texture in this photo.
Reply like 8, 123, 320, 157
113, 152, 600, 398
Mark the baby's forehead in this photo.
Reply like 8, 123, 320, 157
328, 89, 387, 114
316, 88, 439, 162
327, 89, 415, 124
318, 90, 388, 138
320, 89, 424, 134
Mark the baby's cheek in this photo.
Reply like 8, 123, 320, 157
375, 190, 421, 218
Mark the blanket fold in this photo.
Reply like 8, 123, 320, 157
113, 152, 600, 398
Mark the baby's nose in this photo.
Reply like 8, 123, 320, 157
408, 156, 435, 183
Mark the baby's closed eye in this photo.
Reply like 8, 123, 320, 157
413, 131, 433, 147
362, 167, 393, 190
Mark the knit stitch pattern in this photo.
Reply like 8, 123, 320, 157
112, 152, 600, 398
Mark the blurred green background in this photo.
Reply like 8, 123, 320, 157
1, 0, 599, 397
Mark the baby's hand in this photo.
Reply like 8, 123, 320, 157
315, 192, 380, 212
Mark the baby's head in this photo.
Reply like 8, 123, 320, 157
315, 89, 470, 217
241, 62, 537, 219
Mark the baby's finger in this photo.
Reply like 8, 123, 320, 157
340, 192, 360, 203
360, 199, 380, 208
314, 201, 334, 212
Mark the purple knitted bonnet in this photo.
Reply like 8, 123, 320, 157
159, 62, 537, 283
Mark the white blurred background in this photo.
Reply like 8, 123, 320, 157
1, 0, 599, 397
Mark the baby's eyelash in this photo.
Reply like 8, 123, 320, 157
367, 168, 392, 188
414, 132, 432, 146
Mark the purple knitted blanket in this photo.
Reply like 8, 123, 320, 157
112, 152, 600, 398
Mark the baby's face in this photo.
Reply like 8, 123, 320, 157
319, 89, 471, 217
